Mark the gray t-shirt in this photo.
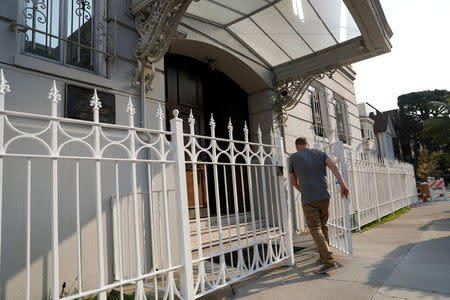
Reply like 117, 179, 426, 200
288, 148, 330, 205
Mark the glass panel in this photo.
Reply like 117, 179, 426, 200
24, 0, 60, 61
308, 0, 360, 43
308, 0, 340, 41
186, 1, 243, 25
346, 8, 360, 40
252, 6, 312, 59
212, 0, 268, 14
275, 0, 336, 51
229, 18, 290, 66
66, 0, 94, 70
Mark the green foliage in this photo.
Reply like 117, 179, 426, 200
107, 290, 136, 300
358, 207, 411, 233
430, 152, 450, 177
397, 90, 450, 153
417, 149, 438, 179
421, 117, 450, 146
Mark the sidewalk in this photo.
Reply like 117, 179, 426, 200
203, 200, 450, 300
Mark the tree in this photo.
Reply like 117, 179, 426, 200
397, 90, 450, 158
417, 149, 438, 180
430, 152, 450, 180
420, 99, 450, 150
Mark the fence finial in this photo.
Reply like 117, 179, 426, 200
126, 97, 135, 127
90, 89, 102, 123
243, 121, 249, 142
228, 118, 233, 138
48, 80, 61, 103
257, 124, 262, 143
89, 89, 102, 110
0, 69, 11, 95
209, 114, 216, 137
209, 114, 216, 129
188, 109, 195, 134
48, 80, 61, 117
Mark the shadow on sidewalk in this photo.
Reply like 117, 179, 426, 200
418, 218, 450, 231
228, 249, 331, 298
366, 234, 450, 298
229, 215, 450, 299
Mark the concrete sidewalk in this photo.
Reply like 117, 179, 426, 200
204, 201, 450, 300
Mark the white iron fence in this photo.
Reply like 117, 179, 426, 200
184, 116, 294, 298
323, 142, 353, 255
0, 69, 418, 300
345, 151, 418, 231
294, 141, 418, 235
0, 70, 294, 300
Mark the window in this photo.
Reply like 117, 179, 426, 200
308, 82, 328, 137
22, 0, 100, 70
369, 127, 374, 140
333, 92, 350, 144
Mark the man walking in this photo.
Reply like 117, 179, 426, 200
289, 137, 349, 274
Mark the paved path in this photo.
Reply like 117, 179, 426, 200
203, 201, 450, 300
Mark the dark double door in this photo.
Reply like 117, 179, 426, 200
165, 53, 250, 218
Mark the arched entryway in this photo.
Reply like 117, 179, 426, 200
164, 53, 251, 219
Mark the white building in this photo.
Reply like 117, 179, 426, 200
358, 102, 397, 160
0, 0, 395, 299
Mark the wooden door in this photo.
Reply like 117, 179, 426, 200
165, 53, 250, 218
165, 54, 208, 218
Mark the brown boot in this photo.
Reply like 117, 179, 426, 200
314, 262, 337, 274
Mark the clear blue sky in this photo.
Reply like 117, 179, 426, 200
353, 0, 450, 111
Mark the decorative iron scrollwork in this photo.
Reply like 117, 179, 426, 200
23, 0, 47, 24
131, 0, 197, 89
75, 0, 92, 20
273, 65, 339, 126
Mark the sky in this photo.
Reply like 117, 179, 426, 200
353, 0, 450, 111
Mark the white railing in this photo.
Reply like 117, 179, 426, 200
184, 116, 294, 298
0, 70, 294, 300
324, 142, 353, 255
344, 151, 418, 231
293, 138, 418, 239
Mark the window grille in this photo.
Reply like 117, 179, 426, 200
333, 92, 350, 144
20, 0, 113, 71
308, 83, 328, 137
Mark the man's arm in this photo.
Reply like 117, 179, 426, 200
290, 173, 300, 192
325, 158, 349, 199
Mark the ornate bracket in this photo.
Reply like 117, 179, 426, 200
131, 0, 197, 89
273, 65, 339, 126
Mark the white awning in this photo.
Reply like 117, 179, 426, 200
184, 0, 392, 81
186, 0, 360, 66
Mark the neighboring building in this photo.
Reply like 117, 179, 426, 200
358, 102, 397, 160
0, 0, 392, 299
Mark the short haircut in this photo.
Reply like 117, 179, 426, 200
295, 137, 308, 146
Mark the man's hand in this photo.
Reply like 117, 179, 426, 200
326, 158, 350, 199
340, 183, 349, 199
290, 173, 301, 192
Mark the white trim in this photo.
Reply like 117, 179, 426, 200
14, 54, 112, 87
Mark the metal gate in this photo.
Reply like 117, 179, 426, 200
323, 142, 353, 255
183, 114, 295, 298
0, 69, 294, 300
